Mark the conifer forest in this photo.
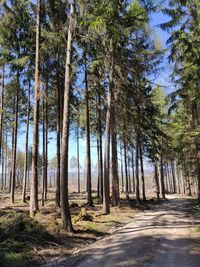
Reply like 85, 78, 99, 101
1, 1, 200, 266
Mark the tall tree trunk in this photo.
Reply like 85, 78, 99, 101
164, 164, 169, 193
85, 59, 93, 206
97, 130, 100, 198
111, 111, 119, 206
5, 127, 8, 191
128, 155, 131, 193
154, 162, 160, 201
77, 125, 80, 194
120, 144, 124, 193
160, 156, 166, 199
171, 160, 177, 194
97, 93, 103, 202
131, 147, 135, 193
45, 84, 48, 199
42, 89, 46, 206
9, 125, 14, 193
0, 66, 4, 190
11, 74, 19, 204
196, 152, 200, 202
22, 80, 30, 203
103, 112, 110, 213
135, 131, 140, 204
176, 163, 181, 194
167, 162, 172, 193
30, 0, 41, 216
139, 142, 146, 201
123, 122, 129, 200
103, 50, 115, 214
192, 104, 200, 203
0, 65, 4, 161
1, 125, 4, 190
60, 0, 74, 231
55, 55, 61, 207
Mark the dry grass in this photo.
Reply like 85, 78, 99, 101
0, 190, 157, 266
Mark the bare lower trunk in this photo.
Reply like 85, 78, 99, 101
195, 154, 200, 202
131, 148, 135, 193
111, 113, 119, 206
30, 0, 41, 216
97, 94, 103, 202
123, 126, 129, 200
45, 86, 48, 199
128, 156, 131, 193
167, 162, 172, 193
160, 156, 166, 199
1, 126, 4, 190
85, 60, 92, 206
60, 0, 74, 231
97, 132, 100, 198
120, 144, 124, 193
42, 91, 46, 206
171, 160, 177, 194
0, 66, 4, 161
9, 126, 14, 193
22, 81, 30, 202
103, 68, 114, 213
11, 74, 19, 204
77, 126, 80, 194
5, 128, 8, 190
55, 56, 61, 207
154, 162, 160, 201
139, 142, 146, 201
103, 96, 111, 214
135, 131, 140, 204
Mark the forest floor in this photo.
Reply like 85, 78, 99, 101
46, 195, 200, 267
0, 190, 157, 266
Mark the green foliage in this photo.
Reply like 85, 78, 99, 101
0, 211, 53, 267
0, 251, 28, 267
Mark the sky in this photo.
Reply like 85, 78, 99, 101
16, 3, 174, 170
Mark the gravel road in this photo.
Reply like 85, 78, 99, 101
69, 196, 200, 267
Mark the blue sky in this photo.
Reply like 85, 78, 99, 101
16, 3, 174, 169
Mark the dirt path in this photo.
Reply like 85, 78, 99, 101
63, 195, 200, 267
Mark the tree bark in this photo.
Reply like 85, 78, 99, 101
5, 127, 8, 190
85, 59, 93, 206
160, 156, 166, 199
97, 130, 100, 198
128, 155, 131, 193
1, 125, 4, 191
60, 0, 75, 231
22, 80, 30, 203
103, 43, 114, 214
97, 93, 103, 202
111, 109, 119, 206
30, 0, 41, 216
77, 125, 80, 194
42, 87, 46, 206
11, 74, 19, 204
123, 120, 129, 200
154, 162, 160, 201
55, 54, 61, 207
45, 84, 48, 199
135, 131, 140, 204
139, 142, 146, 201
131, 147, 135, 193
0, 66, 4, 161
120, 144, 124, 193
171, 160, 177, 194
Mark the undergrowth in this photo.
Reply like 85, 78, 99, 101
0, 210, 53, 267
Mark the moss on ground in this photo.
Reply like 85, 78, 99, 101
0, 211, 53, 267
